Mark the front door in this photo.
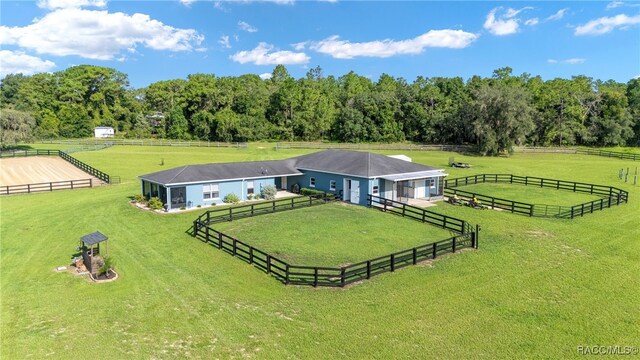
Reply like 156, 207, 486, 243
344, 179, 351, 202
350, 180, 360, 204
281, 176, 287, 191
170, 187, 186, 209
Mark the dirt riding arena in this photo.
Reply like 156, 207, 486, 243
0, 156, 102, 186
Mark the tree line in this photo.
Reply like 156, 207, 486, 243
1, 64, 638, 154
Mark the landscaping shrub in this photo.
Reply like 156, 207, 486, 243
300, 188, 326, 197
133, 194, 146, 203
99, 255, 114, 276
148, 197, 164, 210
224, 193, 240, 204
261, 184, 277, 200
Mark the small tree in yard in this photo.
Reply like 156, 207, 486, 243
99, 256, 114, 277
261, 185, 277, 200
148, 197, 164, 210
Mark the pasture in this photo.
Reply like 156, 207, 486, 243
447, 182, 604, 206
1, 144, 639, 359
212, 203, 454, 267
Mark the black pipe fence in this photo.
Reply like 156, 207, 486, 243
0, 178, 94, 195
444, 174, 628, 219
40, 138, 248, 148
193, 195, 479, 287
575, 149, 639, 161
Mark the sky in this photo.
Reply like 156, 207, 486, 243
1, 0, 639, 88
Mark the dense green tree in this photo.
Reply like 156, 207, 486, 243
167, 107, 190, 140
0, 109, 35, 147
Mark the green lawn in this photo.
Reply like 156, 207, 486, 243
213, 203, 454, 267
1, 145, 639, 359
448, 182, 603, 206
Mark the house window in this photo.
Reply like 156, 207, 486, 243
247, 181, 254, 195
372, 185, 379, 194
310, 177, 316, 188
203, 184, 220, 200
427, 179, 435, 188
330, 180, 336, 191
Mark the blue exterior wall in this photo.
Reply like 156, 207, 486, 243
161, 177, 277, 210
288, 170, 372, 206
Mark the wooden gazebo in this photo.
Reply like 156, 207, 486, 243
80, 231, 109, 275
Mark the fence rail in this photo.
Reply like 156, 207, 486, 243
195, 192, 341, 226
0, 178, 93, 195
367, 194, 473, 234
275, 142, 471, 152
40, 138, 248, 148
193, 195, 479, 287
58, 151, 120, 184
575, 149, 639, 161
0, 149, 59, 158
444, 174, 628, 219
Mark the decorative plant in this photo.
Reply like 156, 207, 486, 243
261, 184, 277, 200
224, 193, 240, 204
99, 256, 114, 277
133, 194, 147, 203
148, 197, 164, 210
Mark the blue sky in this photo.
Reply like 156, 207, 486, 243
1, 0, 639, 88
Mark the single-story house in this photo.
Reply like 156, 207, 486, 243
94, 126, 115, 138
138, 150, 447, 211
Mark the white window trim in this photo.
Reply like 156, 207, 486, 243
203, 184, 220, 201
372, 185, 379, 194
310, 177, 316, 188
329, 180, 336, 191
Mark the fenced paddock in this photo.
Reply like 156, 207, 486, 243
192, 194, 478, 287
0, 156, 103, 188
444, 174, 628, 219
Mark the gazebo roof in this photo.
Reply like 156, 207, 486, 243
80, 231, 108, 246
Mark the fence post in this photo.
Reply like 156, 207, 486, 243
452, 237, 456, 253
570, 207, 575, 219
366, 260, 371, 279
229, 208, 233, 221
390, 254, 395, 272
402, 204, 406, 217
581, 204, 585, 217
273, 201, 276, 212
285, 264, 289, 285
432, 243, 437, 258
412, 248, 417, 265
475, 224, 480, 249
193, 221, 198, 237
314, 267, 318, 287
266, 255, 271, 274
50, 182, 53, 191
218, 232, 222, 249
232, 239, 237, 256
205, 225, 209, 241
207, 211, 210, 224
529, 205, 534, 217
340, 268, 345, 287
90, 179, 93, 188
28, 184, 31, 193
249, 247, 253, 264
291, 198, 294, 208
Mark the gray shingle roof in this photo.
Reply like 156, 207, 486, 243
81, 231, 108, 246
139, 150, 442, 185
292, 149, 440, 177
139, 159, 302, 185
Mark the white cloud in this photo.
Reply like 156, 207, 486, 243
575, 13, 640, 35
525, 18, 539, 26
219, 35, 230, 48
291, 41, 306, 51
259, 72, 272, 80
230, 42, 309, 65
305, 29, 478, 59
37, 0, 106, 10
179, 0, 194, 6
0, 8, 204, 60
547, 58, 586, 65
484, 7, 531, 35
238, 21, 258, 33
607, 1, 624, 9
546, 8, 568, 21
0, 50, 56, 76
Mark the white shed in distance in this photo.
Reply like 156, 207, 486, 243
94, 127, 115, 138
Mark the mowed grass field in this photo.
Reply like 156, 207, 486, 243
1, 144, 639, 359
213, 203, 454, 267
449, 183, 604, 206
